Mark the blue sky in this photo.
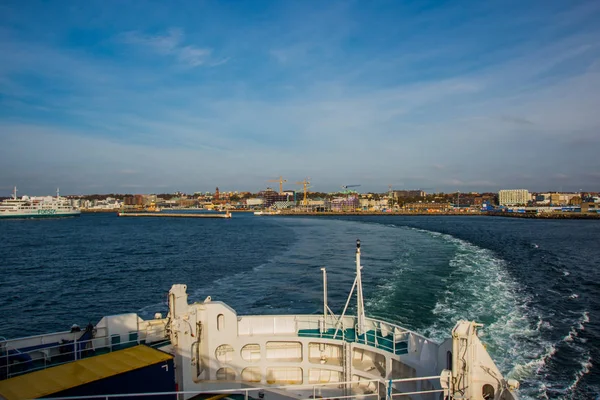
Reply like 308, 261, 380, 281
1, 0, 599, 195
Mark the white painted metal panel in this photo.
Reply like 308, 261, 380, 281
273, 317, 296, 334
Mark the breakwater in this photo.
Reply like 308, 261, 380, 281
117, 212, 231, 218
486, 212, 600, 219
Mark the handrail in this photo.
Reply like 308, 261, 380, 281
240, 313, 432, 343
0, 336, 150, 380
1, 330, 74, 345
35, 375, 445, 400
293, 317, 413, 354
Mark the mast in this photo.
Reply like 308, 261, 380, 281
56, 188, 60, 199
13, 186, 17, 200
333, 240, 368, 339
356, 239, 366, 336
321, 268, 328, 319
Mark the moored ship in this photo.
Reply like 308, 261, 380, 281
0, 241, 519, 399
0, 187, 80, 219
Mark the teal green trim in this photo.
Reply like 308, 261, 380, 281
298, 328, 409, 355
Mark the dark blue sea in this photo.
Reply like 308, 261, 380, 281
1, 214, 598, 399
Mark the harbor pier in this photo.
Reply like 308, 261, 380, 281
117, 212, 231, 218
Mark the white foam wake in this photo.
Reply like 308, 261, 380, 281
409, 228, 555, 399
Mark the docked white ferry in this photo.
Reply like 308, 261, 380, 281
0, 187, 80, 219
0, 241, 519, 400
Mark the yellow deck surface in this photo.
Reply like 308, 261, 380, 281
0, 345, 172, 400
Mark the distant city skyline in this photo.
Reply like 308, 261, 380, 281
1, 1, 600, 195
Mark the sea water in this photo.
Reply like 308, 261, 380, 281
0, 213, 598, 399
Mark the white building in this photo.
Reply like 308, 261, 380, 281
499, 189, 530, 206
245, 198, 264, 206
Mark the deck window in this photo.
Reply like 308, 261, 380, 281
215, 344, 234, 362
216, 367, 236, 381
241, 343, 261, 362
242, 366, 262, 382
266, 367, 303, 384
266, 341, 302, 362
217, 314, 224, 331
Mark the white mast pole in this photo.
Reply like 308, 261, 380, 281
321, 267, 328, 322
321, 267, 328, 333
13, 186, 17, 200
356, 239, 366, 336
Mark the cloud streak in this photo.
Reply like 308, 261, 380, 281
119, 28, 215, 67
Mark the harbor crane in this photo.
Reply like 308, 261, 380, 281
268, 176, 287, 194
341, 184, 361, 192
295, 178, 311, 206
340, 185, 361, 204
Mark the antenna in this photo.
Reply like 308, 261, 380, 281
320, 268, 327, 334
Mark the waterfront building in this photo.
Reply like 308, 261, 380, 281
359, 198, 389, 211
545, 193, 581, 206
259, 188, 291, 208
393, 190, 425, 199
498, 189, 530, 206
307, 199, 325, 206
535, 193, 551, 204
474, 195, 497, 207
404, 202, 451, 212
273, 201, 294, 209
245, 198, 264, 207
582, 202, 600, 213
331, 196, 359, 211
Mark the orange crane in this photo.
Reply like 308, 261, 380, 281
295, 178, 310, 206
267, 176, 287, 194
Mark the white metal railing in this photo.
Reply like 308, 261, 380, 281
35, 375, 447, 400
239, 314, 432, 344
292, 316, 414, 355
0, 326, 168, 380
1, 338, 140, 379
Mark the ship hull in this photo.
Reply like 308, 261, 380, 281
0, 212, 81, 219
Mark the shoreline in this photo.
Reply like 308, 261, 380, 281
80, 209, 600, 219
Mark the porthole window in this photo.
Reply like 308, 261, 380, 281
242, 366, 261, 382
241, 344, 261, 362
216, 367, 236, 381
215, 344, 234, 362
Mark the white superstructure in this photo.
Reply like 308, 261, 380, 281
0, 241, 519, 399
0, 187, 80, 219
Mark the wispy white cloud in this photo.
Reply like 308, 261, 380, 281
119, 28, 217, 67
